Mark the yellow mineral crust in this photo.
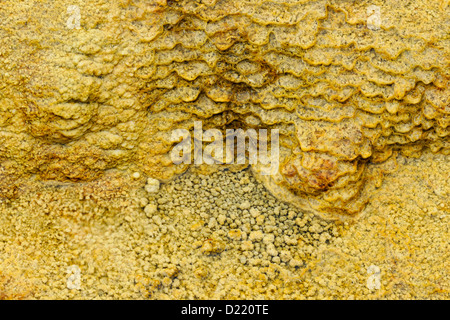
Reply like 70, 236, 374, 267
0, 0, 448, 218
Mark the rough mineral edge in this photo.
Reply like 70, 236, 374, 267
0, 0, 448, 218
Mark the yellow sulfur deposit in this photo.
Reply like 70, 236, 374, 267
0, 0, 449, 300
0, 0, 448, 217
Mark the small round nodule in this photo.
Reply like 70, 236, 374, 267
145, 178, 160, 193
132, 172, 141, 179
144, 203, 158, 217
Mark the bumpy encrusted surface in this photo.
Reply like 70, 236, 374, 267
0, 0, 448, 217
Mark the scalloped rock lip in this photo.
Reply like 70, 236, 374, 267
0, 0, 449, 300
0, 0, 448, 220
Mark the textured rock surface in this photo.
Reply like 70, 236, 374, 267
0, 151, 448, 299
0, 0, 448, 217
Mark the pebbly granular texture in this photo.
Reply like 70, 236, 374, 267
0, 150, 447, 299
0, 0, 448, 217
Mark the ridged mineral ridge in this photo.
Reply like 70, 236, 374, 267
0, 0, 448, 218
